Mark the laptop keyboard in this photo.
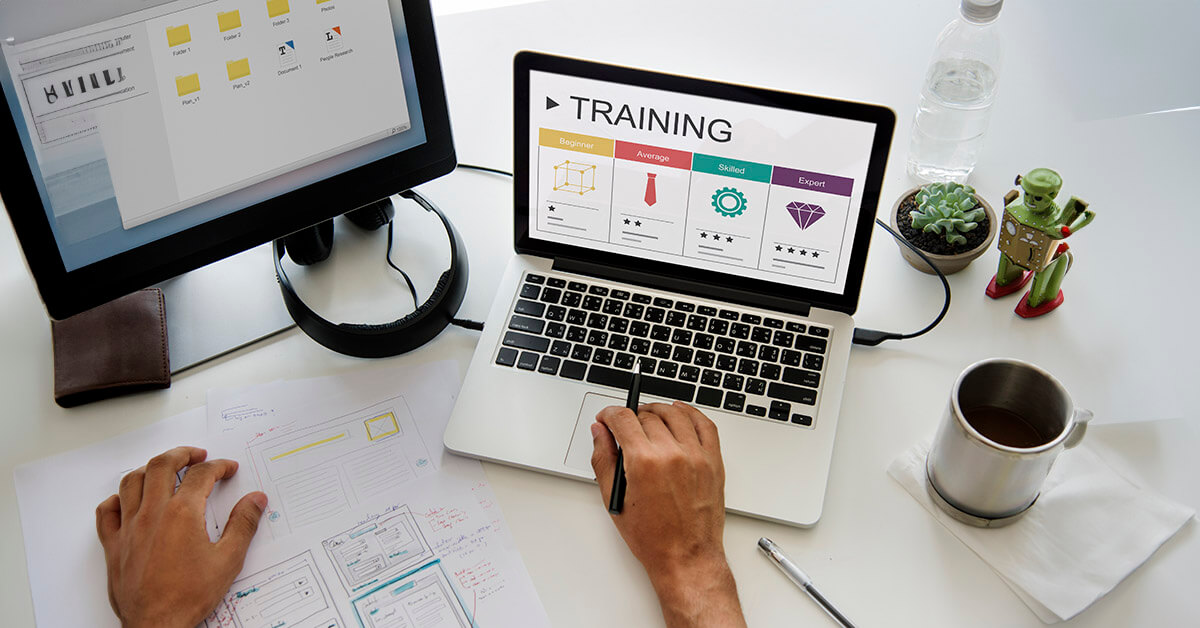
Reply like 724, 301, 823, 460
492, 272, 829, 428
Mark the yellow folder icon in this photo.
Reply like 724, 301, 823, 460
266, 0, 290, 18
175, 73, 200, 97
166, 24, 191, 47
226, 58, 251, 81
217, 10, 242, 32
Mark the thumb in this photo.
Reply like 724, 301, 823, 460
218, 491, 267, 563
590, 422, 617, 506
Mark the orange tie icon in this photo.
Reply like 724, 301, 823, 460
644, 173, 657, 206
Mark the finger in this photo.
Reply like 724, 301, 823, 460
218, 492, 268, 564
95, 494, 121, 552
596, 406, 649, 449
142, 446, 208, 509
673, 401, 721, 452
635, 406, 675, 445
118, 467, 145, 522
641, 402, 700, 447
175, 459, 240, 506
589, 422, 618, 505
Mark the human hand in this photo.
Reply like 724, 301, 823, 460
591, 401, 746, 628
96, 446, 267, 628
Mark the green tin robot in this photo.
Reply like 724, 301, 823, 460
986, 168, 1096, 318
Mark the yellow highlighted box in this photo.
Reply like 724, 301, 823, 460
175, 73, 200, 97
538, 128, 614, 157
268, 432, 346, 461
267, 0, 290, 18
365, 413, 400, 441
316, 0, 334, 3
166, 24, 191, 47
217, 10, 242, 32
226, 58, 251, 81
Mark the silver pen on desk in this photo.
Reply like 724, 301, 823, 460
758, 537, 856, 628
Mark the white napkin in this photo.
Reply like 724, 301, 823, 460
888, 439, 1195, 623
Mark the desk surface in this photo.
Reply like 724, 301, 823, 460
3, 1, 1198, 626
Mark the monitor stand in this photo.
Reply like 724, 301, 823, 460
155, 243, 295, 374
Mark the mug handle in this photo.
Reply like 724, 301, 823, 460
1063, 408, 1093, 449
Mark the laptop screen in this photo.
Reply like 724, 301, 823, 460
520, 58, 892, 305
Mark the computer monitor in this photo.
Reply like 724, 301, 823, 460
0, 0, 455, 321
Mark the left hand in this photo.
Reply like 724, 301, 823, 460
96, 446, 267, 628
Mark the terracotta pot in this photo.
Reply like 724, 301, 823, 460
890, 186, 997, 275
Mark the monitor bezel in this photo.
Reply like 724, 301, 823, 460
0, 0, 456, 320
513, 51, 895, 315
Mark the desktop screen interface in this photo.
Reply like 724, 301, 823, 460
0, 0, 427, 272
527, 70, 878, 297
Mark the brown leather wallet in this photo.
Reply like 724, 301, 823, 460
51, 288, 171, 407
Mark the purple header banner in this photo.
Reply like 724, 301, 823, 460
771, 166, 854, 197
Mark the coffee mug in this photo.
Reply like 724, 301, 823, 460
926, 358, 1092, 527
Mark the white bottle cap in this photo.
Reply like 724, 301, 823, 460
961, 0, 1002, 23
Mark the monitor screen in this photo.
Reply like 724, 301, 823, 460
0, 0, 455, 318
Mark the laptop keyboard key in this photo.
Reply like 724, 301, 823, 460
623, 303, 645, 318
783, 367, 821, 388
803, 354, 824, 371
586, 366, 695, 403
698, 305, 717, 316
716, 355, 737, 371
736, 341, 757, 357
525, 274, 545, 284
722, 373, 744, 391
559, 360, 587, 380
773, 330, 794, 347
566, 309, 586, 325
587, 330, 609, 347
540, 288, 562, 304
764, 317, 784, 329
741, 313, 762, 325
520, 283, 541, 299
547, 277, 566, 288
737, 359, 759, 376
568, 281, 587, 292
656, 362, 678, 379
546, 305, 566, 321
666, 311, 687, 327
586, 313, 608, 329
752, 327, 772, 343
566, 326, 587, 343
786, 321, 806, 333
517, 351, 539, 370
679, 365, 700, 382
758, 345, 779, 362
546, 323, 566, 339
592, 349, 614, 366
781, 349, 803, 366
611, 290, 630, 300
630, 321, 650, 337
687, 315, 707, 331
693, 333, 715, 350
630, 338, 651, 355
589, 285, 609, 296
795, 336, 828, 354
644, 307, 666, 323
769, 401, 791, 421
707, 319, 729, 335
672, 329, 693, 345
614, 353, 636, 369
696, 387, 723, 407
651, 342, 672, 359
760, 363, 782, 380
672, 346, 694, 363
808, 326, 830, 338
638, 358, 657, 373
675, 302, 695, 312
695, 351, 715, 367
608, 334, 630, 351
561, 291, 582, 308
769, 382, 816, 405
608, 318, 629, 334
730, 323, 751, 339
495, 347, 518, 366
653, 297, 673, 308
723, 392, 746, 412
714, 337, 735, 354
632, 293, 652, 304
746, 404, 767, 417
538, 356, 560, 375
701, 369, 722, 386
650, 325, 672, 341
582, 295, 604, 311
550, 341, 571, 357
571, 345, 593, 361
514, 299, 545, 317
503, 331, 549, 353
791, 414, 814, 426
603, 299, 624, 315
746, 378, 767, 396
509, 315, 545, 335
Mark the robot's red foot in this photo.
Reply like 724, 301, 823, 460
986, 271, 1033, 298
1014, 290, 1064, 318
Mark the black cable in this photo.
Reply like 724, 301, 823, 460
458, 163, 514, 177
852, 217, 951, 346
385, 220, 421, 308
450, 318, 486, 331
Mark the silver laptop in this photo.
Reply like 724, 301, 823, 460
445, 52, 894, 527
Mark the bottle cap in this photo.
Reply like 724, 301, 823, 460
961, 0, 1002, 23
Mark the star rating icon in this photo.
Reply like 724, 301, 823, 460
775, 245, 782, 251
725, 236, 733, 243
548, 205, 556, 212
700, 232, 708, 239
624, 218, 631, 225
812, 252, 820, 258
635, 220, 642, 227
799, 249, 808, 256
787, 247, 795, 254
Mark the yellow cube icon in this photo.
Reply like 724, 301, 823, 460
226, 58, 251, 81
175, 73, 200, 97
217, 10, 242, 32
166, 24, 191, 47
266, 0, 290, 18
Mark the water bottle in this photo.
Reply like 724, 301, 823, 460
907, 0, 1002, 183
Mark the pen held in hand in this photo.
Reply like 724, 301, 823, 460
608, 364, 642, 514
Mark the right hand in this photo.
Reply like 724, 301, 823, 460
591, 401, 746, 628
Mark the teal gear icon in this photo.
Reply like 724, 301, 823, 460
711, 187, 748, 217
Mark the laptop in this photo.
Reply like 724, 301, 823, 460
445, 52, 894, 527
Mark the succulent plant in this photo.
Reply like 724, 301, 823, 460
910, 182, 986, 245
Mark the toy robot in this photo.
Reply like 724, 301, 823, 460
986, 168, 1095, 318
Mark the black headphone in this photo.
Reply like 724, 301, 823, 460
272, 189, 468, 358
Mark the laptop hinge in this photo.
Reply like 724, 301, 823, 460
552, 257, 813, 317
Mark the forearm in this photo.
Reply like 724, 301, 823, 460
648, 555, 747, 628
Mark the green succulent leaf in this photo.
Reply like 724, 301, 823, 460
910, 182, 983, 245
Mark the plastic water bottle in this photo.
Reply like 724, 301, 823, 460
907, 0, 1002, 183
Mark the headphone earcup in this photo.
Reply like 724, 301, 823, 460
345, 199, 395, 231
282, 219, 335, 265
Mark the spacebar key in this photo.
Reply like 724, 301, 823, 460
587, 366, 695, 402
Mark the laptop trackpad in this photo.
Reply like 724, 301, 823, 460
563, 393, 625, 473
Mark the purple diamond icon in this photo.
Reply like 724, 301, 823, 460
786, 202, 825, 230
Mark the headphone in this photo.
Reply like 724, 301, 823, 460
272, 189, 469, 358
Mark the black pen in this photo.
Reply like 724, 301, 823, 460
608, 363, 641, 514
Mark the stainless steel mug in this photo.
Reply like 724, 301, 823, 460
926, 358, 1092, 527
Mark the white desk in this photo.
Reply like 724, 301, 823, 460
3, 1, 1198, 625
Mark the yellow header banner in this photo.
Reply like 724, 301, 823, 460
538, 128, 614, 157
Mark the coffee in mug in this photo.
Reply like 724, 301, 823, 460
926, 358, 1092, 527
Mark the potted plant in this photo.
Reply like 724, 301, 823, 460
890, 182, 997, 275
